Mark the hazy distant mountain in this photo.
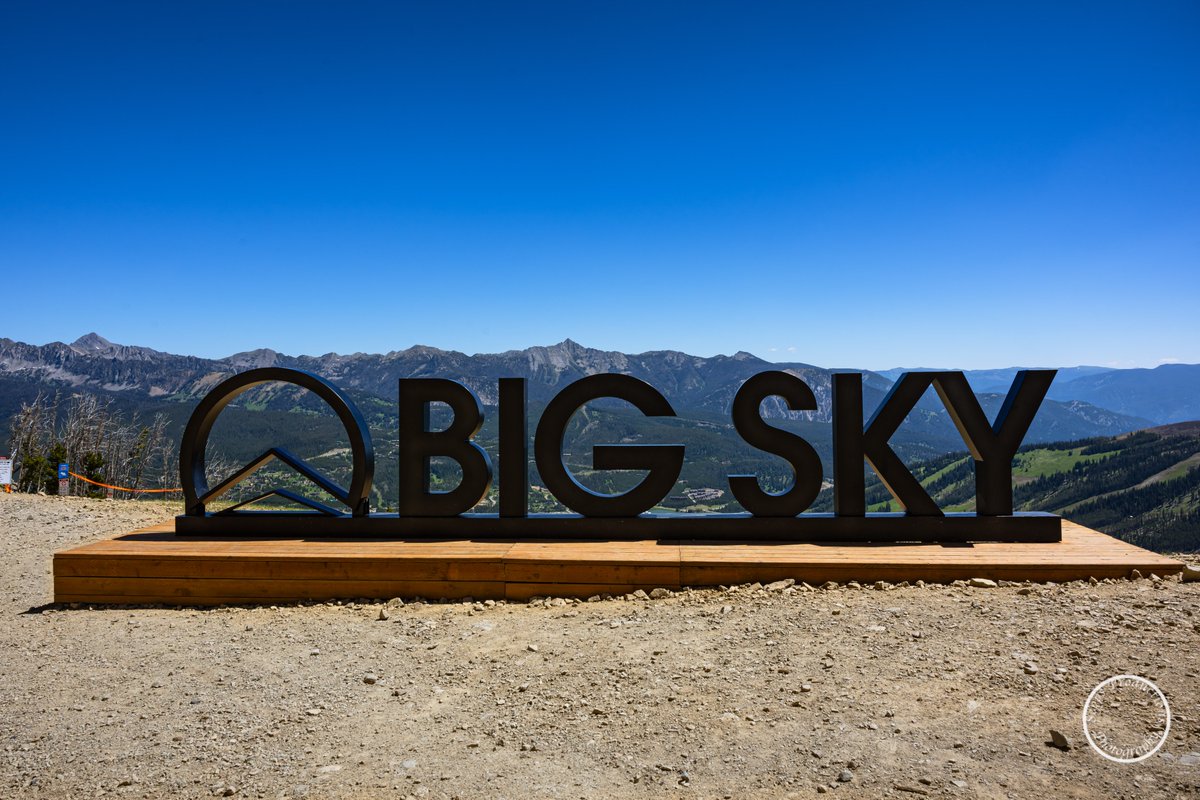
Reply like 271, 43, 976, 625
875, 366, 1116, 394
875, 363, 1200, 424
1045, 364, 1200, 425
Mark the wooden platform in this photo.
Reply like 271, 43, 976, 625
53, 520, 1184, 605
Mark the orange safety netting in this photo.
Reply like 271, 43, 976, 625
67, 472, 181, 494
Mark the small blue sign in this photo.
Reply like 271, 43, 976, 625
58, 463, 69, 480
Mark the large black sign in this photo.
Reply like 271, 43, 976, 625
176, 367, 1060, 542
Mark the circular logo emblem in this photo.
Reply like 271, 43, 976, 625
1082, 674, 1171, 763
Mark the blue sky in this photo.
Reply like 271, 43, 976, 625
2, 1, 1197, 369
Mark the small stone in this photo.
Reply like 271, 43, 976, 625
1017, 587, 1033, 595
1048, 729, 1071, 750
304, 708, 321, 716
363, 673, 378, 685
377, 608, 390, 621
950, 780, 968, 789
649, 588, 671, 599
765, 579, 795, 592
527, 644, 539, 652
1182, 565, 1200, 583
968, 577, 997, 588
587, 595, 602, 603
632, 589, 650, 601
1024, 663, 1039, 675
720, 605, 733, 614
800, 683, 813, 692
821, 581, 838, 590
1129, 569, 1143, 580
838, 769, 853, 783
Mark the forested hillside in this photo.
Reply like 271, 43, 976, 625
845, 426, 1200, 552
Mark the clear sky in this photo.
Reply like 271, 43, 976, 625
2, 1, 1197, 369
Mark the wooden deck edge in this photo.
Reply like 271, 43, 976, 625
52, 521, 1186, 606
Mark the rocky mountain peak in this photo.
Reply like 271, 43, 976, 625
71, 332, 117, 354
223, 348, 281, 369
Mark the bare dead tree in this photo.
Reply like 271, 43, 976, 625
5, 391, 181, 499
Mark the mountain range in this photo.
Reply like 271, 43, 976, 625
6, 333, 1193, 427
5, 333, 1199, 514
6, 334, 1197, 547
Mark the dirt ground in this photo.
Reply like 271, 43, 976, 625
2, 492, 1200, 799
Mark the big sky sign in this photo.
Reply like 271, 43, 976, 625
177, 367, 1060, 543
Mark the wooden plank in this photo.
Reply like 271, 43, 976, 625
679, 563, 1165, 585
54, 576, 499, 602
55, 594, 286, 607
503, 540, 679, 585
62, 537, 514, 559
53, 555, 505, 582
505, 562, 679, 585
504, 539, 680, 562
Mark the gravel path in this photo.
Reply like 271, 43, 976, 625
2, 493, 1200, 799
